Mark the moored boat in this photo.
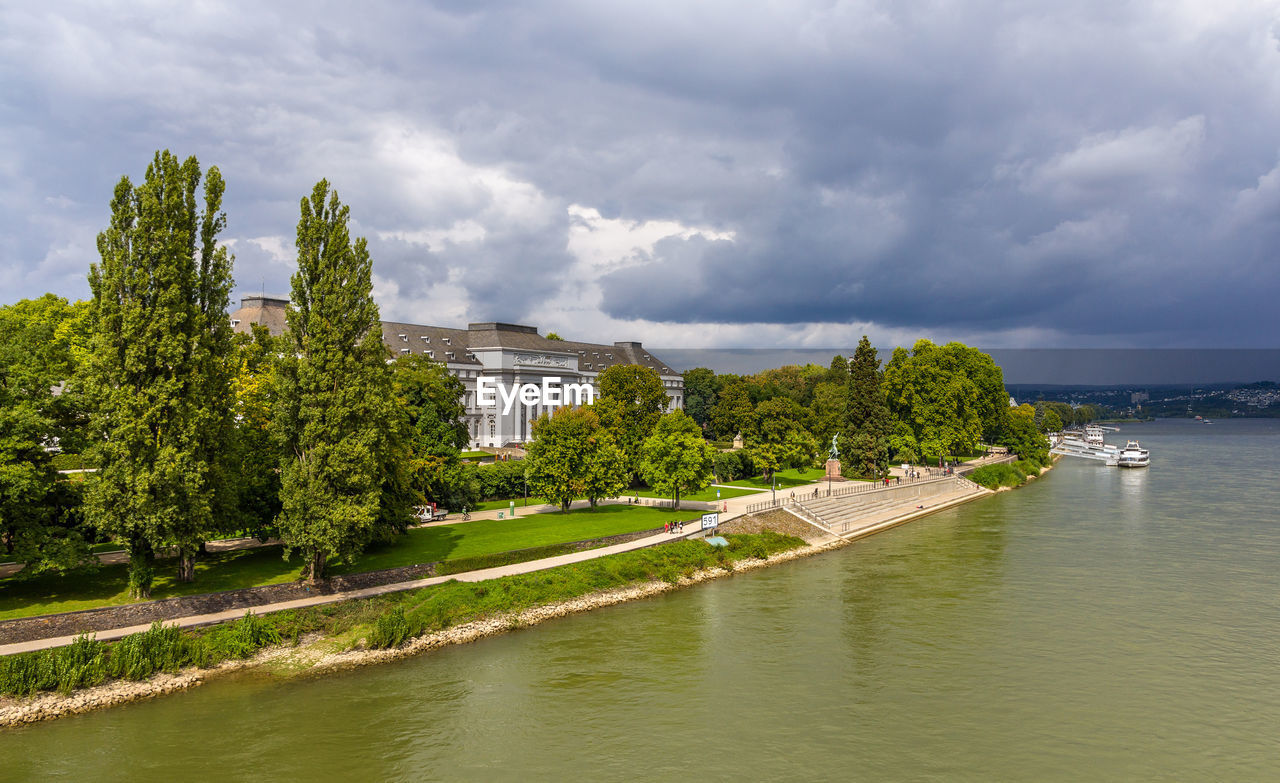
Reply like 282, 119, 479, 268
1117, 440, 1150, 468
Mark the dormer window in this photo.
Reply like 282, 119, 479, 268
643, 354, 650, 360
398, 333, 408, 342
427, 350, 434, 358
399, 348, 410, 354
593, 352, 599, 358
465, 352, 475, 360
446, 351, 455, 360
443, 337, 451, 345
231, 319, 240, 327
605, 353, 612, 359
421, 336, 430, 343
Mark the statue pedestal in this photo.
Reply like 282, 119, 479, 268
825, 459, 845, 480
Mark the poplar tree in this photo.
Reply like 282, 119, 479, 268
274, 180, 406, 581
842, 336, 890, 478
86, 151, 236, 596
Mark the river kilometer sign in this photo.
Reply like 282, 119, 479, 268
700, 512, 719, 530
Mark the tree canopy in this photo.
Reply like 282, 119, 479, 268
84, 151, 237, 596
273, 179, 408, 581
639, 410, 714, 509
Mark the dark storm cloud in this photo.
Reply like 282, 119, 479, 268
2, 1, 1279, 345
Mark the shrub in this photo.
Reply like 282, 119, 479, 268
106, 622, 184, 681
206, 611, 281, 659
368, 606, 416, 649
969, 463, 1027, 490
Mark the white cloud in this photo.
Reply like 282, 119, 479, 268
566, 204, 734, 273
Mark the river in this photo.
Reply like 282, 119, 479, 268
4, 419, 1279, 780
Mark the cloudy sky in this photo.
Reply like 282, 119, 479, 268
3, 1, 1279, 349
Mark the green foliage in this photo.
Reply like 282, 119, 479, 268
392, 354, 469, 506
0, 295, 96, 575
226, 325, 282, 538
1001, 405, 1050, 465
594, 364, 669, 477
273, 180, 410, 580
882, 339, 1009, 467
681, 367, 719, 430
368, 606, 418, 649
639, 410, 715, 509
204, 611, 282, 659
747, 397, 817, 480
712, 450, 741, 483
85, 151, 237, 594
842, 336, 890, 478
708, 381, 755, 440
526, 407, 615, 510
969, 463, 1028, 489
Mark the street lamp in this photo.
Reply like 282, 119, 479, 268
771, 474, 776, 505
523, 469, 529, 507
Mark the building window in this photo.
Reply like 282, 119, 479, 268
400, 348, 409, 354
489, 421, 495, 438
231, 319, 240, 327
443, 337, 451, 345
398, 333, 408, 342
427, 350, 434, 358
421, 336, 430, 343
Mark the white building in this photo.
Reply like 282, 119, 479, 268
230, 296, 684, 449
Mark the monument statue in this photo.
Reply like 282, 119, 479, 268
829, 434, 839, 461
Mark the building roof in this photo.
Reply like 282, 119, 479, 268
230, 297, 679, 377
230, 295, 289, 336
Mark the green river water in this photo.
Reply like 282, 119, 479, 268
3, 419, 1280, 780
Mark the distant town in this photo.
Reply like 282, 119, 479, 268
1006, 381, 1280, 420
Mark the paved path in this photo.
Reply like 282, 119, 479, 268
0, 523, 716, 656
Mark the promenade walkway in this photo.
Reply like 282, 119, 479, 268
0, 523, 713, 657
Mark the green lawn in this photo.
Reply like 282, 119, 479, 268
471, 497, 548, 512
724, 467, 826, 489
0, 505, 698, 621
630, 485, 761, 501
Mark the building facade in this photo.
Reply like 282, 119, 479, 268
230, 295, 684, 449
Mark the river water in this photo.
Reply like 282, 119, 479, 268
4, 419, 1280, 781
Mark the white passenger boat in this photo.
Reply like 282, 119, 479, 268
1116, 440, 1150, 468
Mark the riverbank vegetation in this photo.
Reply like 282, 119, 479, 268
0, 532, 803, 699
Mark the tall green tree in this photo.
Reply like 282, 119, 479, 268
526, 406, 599, 511
708, 381, 755, 440
842, 336, 890, 478
881, 340, 994, 462
681, 367, 719, 431
0, 296, 92, 574
274, 180, 408, 581
639, 410, 715, 509
747, 397, 816, 481
391, 354, 469, 507
85, 151, 236, 596
583, 429, 628, 508
594, 364, 668, 478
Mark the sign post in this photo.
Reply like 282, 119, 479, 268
700, 512, 719, 532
